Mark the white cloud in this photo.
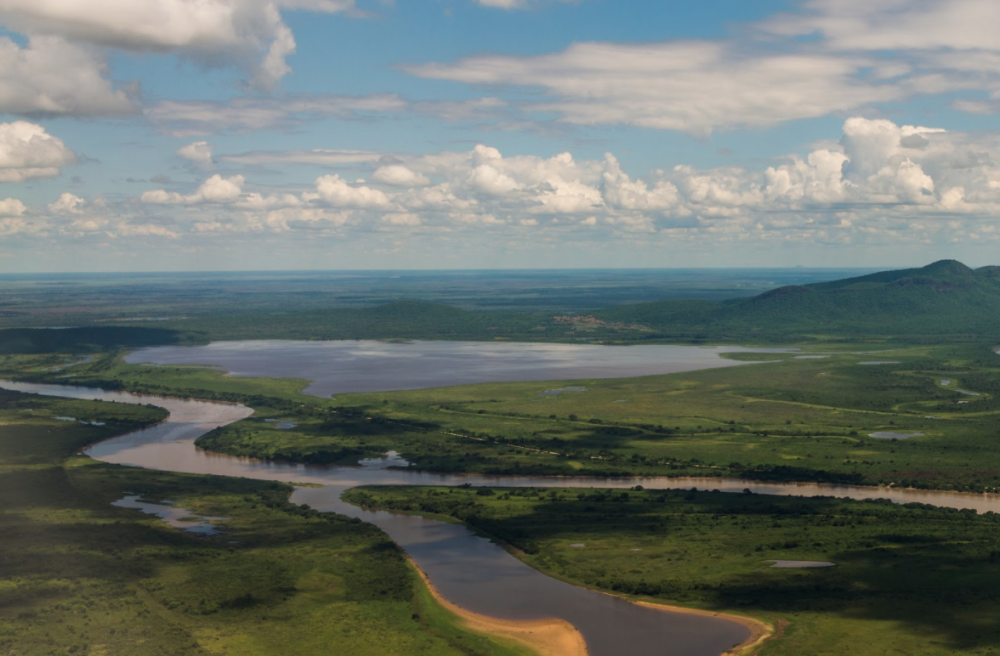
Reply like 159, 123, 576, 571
381, 213, 422, 226
0, 216, 31, 235
467, 164, 520, 196
763, 0, 1000, 52
221, 148, 384, 166
0, 0, 362, 93
141, 174, 245, 204
372, 165, 430, 187
0, 36, 137, 116
0, 121, 75, 182
602, 153, 678, 211
197, 174, 245, 202
146, 94, 407, 136
177, 141, 214, 166
94, 119, 1000, 250
315, 174, 391, 208
48, 192, 85, 214
113, 222, 181, 239
398, 1, 1000, 135
0, 197, 26, 216
405, 42, 900, 135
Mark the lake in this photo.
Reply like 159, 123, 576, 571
125, 340, 792, 396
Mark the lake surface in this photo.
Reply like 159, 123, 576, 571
125, 341, 792, 397
11, 368, 1000, 653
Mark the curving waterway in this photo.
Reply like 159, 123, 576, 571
8, 374, 1000, 655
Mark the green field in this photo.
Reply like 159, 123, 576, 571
19, 340, 1000, 493
348, 484, 1000, 656
0, 387, 535, 656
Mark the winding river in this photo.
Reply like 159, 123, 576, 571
6, 342, 1000, 655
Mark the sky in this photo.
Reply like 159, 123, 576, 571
2, 0, 1000, 272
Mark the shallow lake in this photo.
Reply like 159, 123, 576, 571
125, 340, 792, 397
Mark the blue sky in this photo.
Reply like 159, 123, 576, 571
3, 0, 1000, 271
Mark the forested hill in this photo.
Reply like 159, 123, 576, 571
4, 261, 999, 351
594, 260, 1000, 340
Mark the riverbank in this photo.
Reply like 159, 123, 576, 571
357, 484, 1000, 656
410, 558, 589, 656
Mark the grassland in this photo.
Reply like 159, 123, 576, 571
0, 387, 539, 656
348, 484, 1000, 656
7, 339, 1000, 493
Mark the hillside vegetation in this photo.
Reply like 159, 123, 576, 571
596, 260, 1000, 341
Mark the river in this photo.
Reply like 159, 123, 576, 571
7, 370, 1000, 655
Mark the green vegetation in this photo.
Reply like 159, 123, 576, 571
349, 484, 1000, 656
0, 327, 191, 355
8, 337, 1000, 493
144, 259, 1000, 344
0, 268, 859, 328
0, 387, 539, 656
7, 261, 1000, 347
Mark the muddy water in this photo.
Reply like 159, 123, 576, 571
11, 379, 1000, 654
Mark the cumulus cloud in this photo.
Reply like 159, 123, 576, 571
177, 141, 214, 166
0, 0, 362, 92
0, 216, 31, 236
315, 174, 391, 208
0, 36, 137, 116
48, 192, 86, 214
0, 121, 76, 182
100, 117, 1000, 249
0, 0, 368, 118
141, 174, 245, 204
0, 197, 26, 216
372, 165, 430, 187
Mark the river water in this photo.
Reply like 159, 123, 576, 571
8, 365, 1000, 654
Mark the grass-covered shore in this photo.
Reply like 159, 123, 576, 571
0, 388, 538, 656
348, 484, 1000, 656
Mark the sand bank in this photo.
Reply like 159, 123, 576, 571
410, 559, 588, 656
633, 600, 774, 656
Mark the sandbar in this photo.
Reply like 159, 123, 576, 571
410, 558, 588, 656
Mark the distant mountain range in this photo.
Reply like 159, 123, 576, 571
3, 261, 998, 352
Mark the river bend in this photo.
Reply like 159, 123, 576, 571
9, 380, 1000, 655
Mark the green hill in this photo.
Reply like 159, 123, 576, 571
596, 260, 1000, 340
